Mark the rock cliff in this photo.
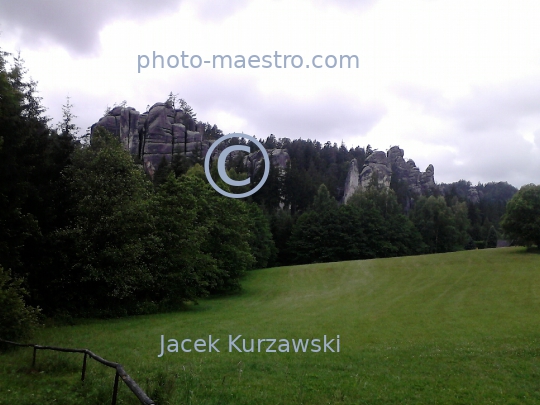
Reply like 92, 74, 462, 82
92, 107, 442, 207
91, 103, 293, 178
343, 146, 437, 207
91, 102, 208, 177
243, 148, 290, 177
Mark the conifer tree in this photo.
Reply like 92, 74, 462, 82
57, 96, 80, 138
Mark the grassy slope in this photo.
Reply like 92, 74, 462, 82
1, 247, 539, 404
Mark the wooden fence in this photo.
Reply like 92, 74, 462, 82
0, 338, 155, 405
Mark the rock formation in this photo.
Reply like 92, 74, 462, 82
92, 105, 439, 208
343, 146, 437, 207
357, 151, 392, 191
91, 102, 208, 177
342, 158, 360, 203
91, 103, 292, 178
467, 186, 481, 204
243, 148, 290, 177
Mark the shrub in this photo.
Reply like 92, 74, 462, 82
0, 266, 41, 344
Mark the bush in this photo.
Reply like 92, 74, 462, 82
474, 241, 486, 249
0, 266, 41, 344
464, 239, 476, 250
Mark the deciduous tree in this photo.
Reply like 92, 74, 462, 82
501, 184, 540, 247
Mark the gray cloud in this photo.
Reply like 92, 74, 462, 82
0, 0, 182, 55
191, 0, 251, 22
397, 79, 540, 187
448, 83, 540, 133
64, 70, 384, 147
0, 0, 379, 58
399, 79, 540, 133
434, 128, 537, 186
180, 74, 385, 142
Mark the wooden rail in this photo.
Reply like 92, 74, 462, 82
0, 338, 155, 405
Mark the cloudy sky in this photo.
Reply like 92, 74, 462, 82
1, 0, 539, 187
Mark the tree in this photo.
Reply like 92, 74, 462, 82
312, 183, 338, 213
410, 196, 462, 253
347, 188, 424, 258
20, 123, 78, 310
184, 164, 255, 292
56, 96, 80, 138
203, 123, 223, 140
501, 184, 540, 247
148, 173, 218, 305
153, 156, 173, 188
0, 47, 80, 317
103, 100, 127, 116
54, 127, 155, 315
0, 48, 50, 275
288, 206, 344, 264
450, 199, 471, 247
269, 208, 295, 266
246, 203, 277, 269
289, 198, 373, 264
283, 162, 318, 214
289, 184, 365, 264
390, 169, 411, 211
250, 153, 284, 212
288, 185, 425, 265
366, 144, 374, 157
485, 226, 498, 249
178, 98, 197, 120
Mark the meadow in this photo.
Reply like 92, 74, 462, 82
1, 247, 539, 404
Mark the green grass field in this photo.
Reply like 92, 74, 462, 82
1, 247, 540, 404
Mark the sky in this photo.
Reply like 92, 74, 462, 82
1, 0, 539, 187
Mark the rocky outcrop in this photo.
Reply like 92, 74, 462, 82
91, 102, 291, 179
467, 186, 481, 204
243, 148, 290, 177
91, 106, 140, 154
92, 102, 208, 177
358, 151, 392, 191
342, 146, 437, 206
342, 158, 360, 203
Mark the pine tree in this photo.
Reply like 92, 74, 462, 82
178, 98, 197, 120
486, 226, 498, 249
57, 96, 80, 138
0, 48, 50, 274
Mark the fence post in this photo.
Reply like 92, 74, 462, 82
81, 352, 88, 382
111, 371, 120, 405
32, 346, 37, 368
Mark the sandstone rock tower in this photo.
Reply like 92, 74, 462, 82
342, 146, 437, 208
91, 102, 208, 177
